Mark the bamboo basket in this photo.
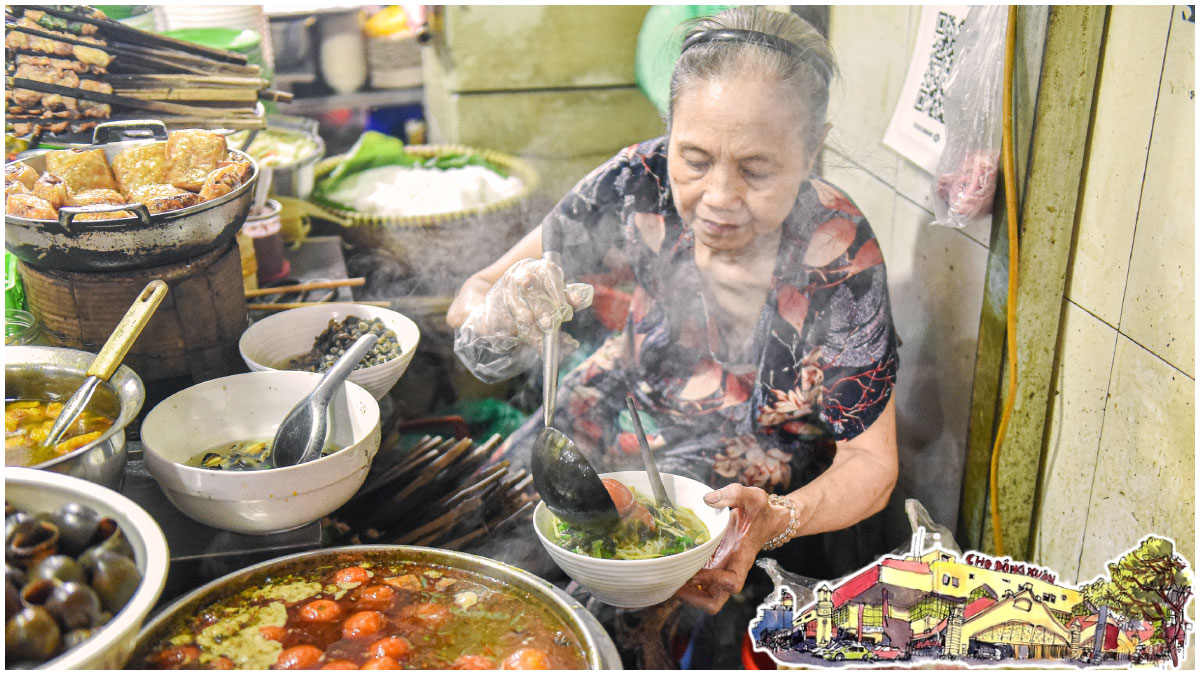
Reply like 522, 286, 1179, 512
306, 145, 540, 295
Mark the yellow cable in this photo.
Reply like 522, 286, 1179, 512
989, 5, 1020, 557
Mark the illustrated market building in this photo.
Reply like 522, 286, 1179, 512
788, 541, 1113, 660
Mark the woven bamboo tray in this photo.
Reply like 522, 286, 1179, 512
306, 145, 540, 295
308, 144, 538, 227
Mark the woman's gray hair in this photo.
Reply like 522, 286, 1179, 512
668, 7, 837, 153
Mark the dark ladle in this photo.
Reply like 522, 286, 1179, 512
530, 219, 619, 531
531, 427, 619, 531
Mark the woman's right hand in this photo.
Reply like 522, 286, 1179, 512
470, 257, 593, 350
451, 257, 592, 383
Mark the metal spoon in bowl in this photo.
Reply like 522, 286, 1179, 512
271, 333, 378, 468
530, 218, 619, 531
625, 395, 674, 511
41, 280, 168, 450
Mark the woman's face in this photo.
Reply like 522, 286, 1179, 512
668, 73, 816, 255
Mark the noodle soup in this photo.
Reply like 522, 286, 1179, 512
549, 480, 710, 560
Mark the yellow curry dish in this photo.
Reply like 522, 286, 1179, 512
4, 399, 114, 467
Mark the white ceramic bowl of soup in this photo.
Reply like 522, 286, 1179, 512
238, 302, 420, 400
533, 471, 731, 609
141, 371, 381, 534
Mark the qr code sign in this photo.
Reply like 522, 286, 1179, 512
913, 11, 963, 125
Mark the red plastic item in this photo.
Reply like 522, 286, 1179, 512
741, 633, 777, 670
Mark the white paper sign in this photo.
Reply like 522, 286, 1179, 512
883, 5, 971, 174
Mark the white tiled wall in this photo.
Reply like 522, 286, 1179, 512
829, 6, 1195, 587
1035, 6, 1195, 588
825, 7, 990, 535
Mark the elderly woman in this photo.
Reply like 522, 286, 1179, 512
448, 6, 899, 628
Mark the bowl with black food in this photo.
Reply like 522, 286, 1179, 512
5, 467, 169, 669
239, 303, 419, 400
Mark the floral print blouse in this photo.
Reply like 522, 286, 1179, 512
497, 136, 899, 495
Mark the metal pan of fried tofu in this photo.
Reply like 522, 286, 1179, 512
165, 129, 228, 192
42, 148, 119, 193
110, 142, 167, 196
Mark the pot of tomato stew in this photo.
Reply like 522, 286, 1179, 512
130, 545, 621, 669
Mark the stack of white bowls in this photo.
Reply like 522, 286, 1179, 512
157, 6, 264, 32
155, 6, 274, 72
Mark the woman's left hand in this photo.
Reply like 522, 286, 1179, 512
673, 484, 796, 614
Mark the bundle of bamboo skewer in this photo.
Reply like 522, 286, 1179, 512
327, 428, 536, 551
5, 5, 284, 136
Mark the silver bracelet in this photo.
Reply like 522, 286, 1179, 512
761, 494, 800, 551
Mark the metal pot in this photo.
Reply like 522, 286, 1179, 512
233, 114, 325, 199
4, 345, 146, 490
130, 545, 622, 669
4, 120, 259, 272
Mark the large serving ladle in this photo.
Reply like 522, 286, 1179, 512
41, 280, 167, 450
530, 220, 620, 532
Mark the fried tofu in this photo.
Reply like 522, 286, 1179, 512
165, 130, 227, 192
127, 183, 203, 214
68, 188, 127, 207
198, 161, 252, 201
31, 172, 69, 210
110, 142, 167, 196
5, 162, 39, 190
5, 193, 57, 220
43, 148, 118, 193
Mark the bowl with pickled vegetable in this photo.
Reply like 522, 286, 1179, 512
533, 471, 731, 608
140, 370, 381, 534
239, 302, 420, 400
4, 345, 145, 490
5, 466, 169, 669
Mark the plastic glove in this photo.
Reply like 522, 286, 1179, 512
453, 257, 593, 384
674, 484, 798, 615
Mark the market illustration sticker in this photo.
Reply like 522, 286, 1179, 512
748, 533, 1193, 668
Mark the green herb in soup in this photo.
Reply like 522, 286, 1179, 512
186, 438, 339, 471
141, 561, 588, 670
552, 480, 710, 560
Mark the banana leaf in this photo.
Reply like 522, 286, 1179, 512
311, 131, 509, 212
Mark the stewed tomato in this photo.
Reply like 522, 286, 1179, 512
276, 645, 323, 670
300, 599, 343, 622
369, 636, 411, 660
333, 566, 372, 585
359, 656, 401, 670
355, 585, 397, 611
342, 610, 386, 639
503, 648, 552, 670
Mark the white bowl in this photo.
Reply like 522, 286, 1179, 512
239, 302, 420, 400
5, 467, 170, 669
141, 371, 381, 534
533, 471, 731, 609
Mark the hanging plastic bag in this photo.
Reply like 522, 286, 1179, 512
931, 6, 1009, 228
